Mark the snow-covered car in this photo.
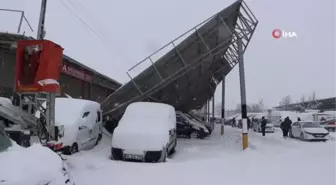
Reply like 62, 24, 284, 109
0, 127, 74, 185
289, 121, 330, 141
319, 119, 336, 132
36, 98, 103, 155
176, 111, 209, 139
111, 102, 177, 163
253, 119, 275, 133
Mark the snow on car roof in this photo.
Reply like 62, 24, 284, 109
122, 102, 173, 123
118, 102, 174, 130
36, 98, 100, 126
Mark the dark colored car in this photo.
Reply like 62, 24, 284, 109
176, 112, 209, 139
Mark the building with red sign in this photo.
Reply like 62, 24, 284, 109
0, 32, 121, 102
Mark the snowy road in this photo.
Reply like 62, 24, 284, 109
65, 126, 336, 185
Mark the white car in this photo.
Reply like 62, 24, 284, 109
0, 128, 74, 185
253, 119, 275, 133
289, 121, 330, 141
37, 98, 103, 155
111, 102, 177, 163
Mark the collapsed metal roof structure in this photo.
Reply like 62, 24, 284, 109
101, 0, 258, 119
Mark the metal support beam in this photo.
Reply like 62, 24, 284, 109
17, 12, 24, 34
127, 72, 143, 95
195, 28, 212, 55
221, 74, 225, 136
207, 99, 210, 122
238, 38, 248, 150
149, 57, 163, 81
212, 96, 215, 120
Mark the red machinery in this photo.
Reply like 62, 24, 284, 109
14, 39, 64, 143
15, 40, 63, 93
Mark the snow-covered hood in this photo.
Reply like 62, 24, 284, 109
190, 120, 209, 132
303, 128, 329, 134
0, 143, 73, 185
112, 126, 169, 151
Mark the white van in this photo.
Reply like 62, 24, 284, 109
36, 98, 103, 155
111, 102, 177, 163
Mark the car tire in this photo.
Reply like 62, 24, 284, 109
161, 150, 167, 162
95, 134, 102, 146
63, 143, 79, 155
189, 131, 200, 139
169, 140, 177, 155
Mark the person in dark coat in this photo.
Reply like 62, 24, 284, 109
247, 117, 252, 130
260, 116, 267, 136
231, 118, 235, 127
297, 117, 301, 121
280, 117, 292, 139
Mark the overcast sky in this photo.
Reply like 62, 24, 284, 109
1, 0, 335, 109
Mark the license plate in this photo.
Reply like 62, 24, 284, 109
124, 154, 143, 160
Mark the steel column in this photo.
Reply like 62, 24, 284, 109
221, 74, 225, 136
238, 38, 248, 150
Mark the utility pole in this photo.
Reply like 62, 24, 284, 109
37, 0, 57, 142
37, 0, 47, 40
238, 38, 248, 150
221, 74, 225, 136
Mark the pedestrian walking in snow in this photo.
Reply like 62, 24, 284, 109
260, 116, 267, 136
297, 117, 301, 121
281, 117, 292, 139
231, 118, 236, 127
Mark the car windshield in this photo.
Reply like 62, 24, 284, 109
302, 122, 321, 128
0, 129, 12, 152
184, 113, 196, 121
186, 114, 202, 122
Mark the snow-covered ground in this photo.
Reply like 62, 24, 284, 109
64, 125, 336, 185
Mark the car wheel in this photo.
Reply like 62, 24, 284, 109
63, 143, 78, 155
300, 132, 305, 140
190, 131, 200, 139
162, 150, 167, 162
95, 134, 102, 146
169, 140, 177, 155
71, 143, 79, 153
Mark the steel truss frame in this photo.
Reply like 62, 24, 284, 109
103, 0, 258, 116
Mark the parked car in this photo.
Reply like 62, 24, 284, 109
185, 113, 214, 134
176, 111, 209, 139
111, 102, 177, 163
253, 118, 275, 133
36, 98, 103, 155
319, 119, 336, 132
289, 121, 330, 141
0, 127, 74, 185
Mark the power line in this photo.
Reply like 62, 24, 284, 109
69, 0, 106, 36
58, 0, 109, 46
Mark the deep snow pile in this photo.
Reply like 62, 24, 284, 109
66, 126, 335, 185
0, 144, 72, 185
